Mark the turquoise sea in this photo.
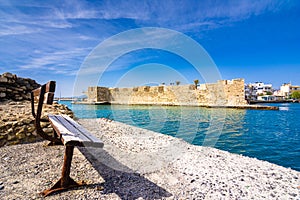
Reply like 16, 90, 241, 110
60, 101, 300, 171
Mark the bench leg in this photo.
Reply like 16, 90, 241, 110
41, 146, 86, 197
47, 131, 63, 146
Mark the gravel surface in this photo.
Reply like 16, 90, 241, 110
0, 118, 299, 199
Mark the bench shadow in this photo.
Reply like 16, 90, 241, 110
78, 147, 172, 199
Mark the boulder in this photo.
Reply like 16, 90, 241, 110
0, 93, 6, 98
0, 77, 8, 83
2, 72, 14, 79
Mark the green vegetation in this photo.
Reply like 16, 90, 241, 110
194, 79, 199, 89
291, 91, 300, 99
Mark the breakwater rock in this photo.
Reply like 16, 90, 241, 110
0, 100, 74, 147
0, 72, 40, 101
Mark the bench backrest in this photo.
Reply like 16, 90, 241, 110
31, 81, 55, 117
31, 81, 61, 143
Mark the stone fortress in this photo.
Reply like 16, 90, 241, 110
86, 78, 248, 107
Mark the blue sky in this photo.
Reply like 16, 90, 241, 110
0, 0, 299, 97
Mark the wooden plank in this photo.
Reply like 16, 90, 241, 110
32, 81, 56, 104
45, 81, 56, 93
32, 88, 41, 98
44, 92, 54, 104
48, 114, 104, 148
32, 81, 56, 96
48, 115, 86, 145
62, 115, 102, 143
33, 92, 54, 104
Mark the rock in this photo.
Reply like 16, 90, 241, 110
27, 125, 35, 133
3, 72, 14, 79
16, 129, 26, 139
21, 118, 32, 125
7, 133, 15, 141
20, 86, 27, 90
0, 77, 8, 83
0, 72, 41, 101
0, 92, 6, 98
15, 96, 23, 101
40, 122, 49, 128
7, 128, 13, 134
43, 128, 53, 133
0, 185, 4, 190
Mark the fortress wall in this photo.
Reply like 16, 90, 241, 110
222, 79, 247, 105
108, 84, 199, 105
87, 86, 110, 102
88, 78, 247, 106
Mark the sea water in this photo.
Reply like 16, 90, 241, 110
60, 101, 300, 171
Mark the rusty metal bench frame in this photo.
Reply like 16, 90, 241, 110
31, 81, 103, 197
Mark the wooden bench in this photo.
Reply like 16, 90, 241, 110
31, 81, 104, 197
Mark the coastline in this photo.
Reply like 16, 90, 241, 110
1, 118, 298, 199
71, 101, 279, 110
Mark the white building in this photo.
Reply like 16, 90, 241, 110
251, 82, 273, 95
280, 83, 300, 98
257, 95, 284, 101
245, 82, 273, 101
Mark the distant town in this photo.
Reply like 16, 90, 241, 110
245, 82, 300, 103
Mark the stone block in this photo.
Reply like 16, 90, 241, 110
20, 86, 27, 90
7, 133, 16, 141
43, 128, 53, 133
0, 77, 8, 83
15, 96, 23, 101
0, 92, 6, 98
0, 87, 6, 92
16, 132, 26, 140
21, 118, 32, 125
3, 72, 14, 79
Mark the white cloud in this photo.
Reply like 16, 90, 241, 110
0, 24, 39, 36
0, 0, 289, 38
94, 0, 289, 32
19, 47, 90, 75
0, 0, 101, 37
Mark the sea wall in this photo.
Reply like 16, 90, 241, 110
109, 84, 198, 105
0, 72, 40, 101
87, 78, 247, 106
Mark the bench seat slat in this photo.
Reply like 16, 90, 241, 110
61, 115, 102, 142
48, 114, 104, 148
